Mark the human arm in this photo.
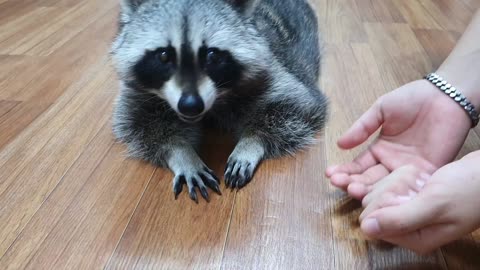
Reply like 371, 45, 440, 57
326, 10, 480, 200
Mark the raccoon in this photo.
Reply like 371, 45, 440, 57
111, 0, 328, 203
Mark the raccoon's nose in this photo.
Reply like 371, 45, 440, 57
178, 94, 205, 117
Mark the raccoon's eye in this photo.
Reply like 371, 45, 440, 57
198, 46, 243, 89
206, 49, 223, 65
133, 46, 177, 89
156, 49, 172, 63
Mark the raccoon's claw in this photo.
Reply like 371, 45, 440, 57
173, 175, 186, 200
224, 159, 255, 190
202, 167, 222, 195
173, 167, 221, 203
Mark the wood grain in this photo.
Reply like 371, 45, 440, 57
221, 142, 335, 270
0, 100, 19, 118
105, 134, 236, 270
0, 100, 51, 149
0, 0, 478, 269
0, 124, 116, 269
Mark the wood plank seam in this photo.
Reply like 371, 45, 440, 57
23, 143, 117, 270
0, 101, 19, 119
103, 168, 158, 270
0, 121, 115, 263
219, 191, 238, 270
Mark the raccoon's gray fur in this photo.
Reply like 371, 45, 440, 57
111, 0, 329, 202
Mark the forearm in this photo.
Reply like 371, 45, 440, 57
436, 9, 480, 108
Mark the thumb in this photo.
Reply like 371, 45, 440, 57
337, 99, 384, 149
382, 223, 458, 254
360, 194, 439, 237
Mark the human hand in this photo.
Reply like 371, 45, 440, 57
359, 152, 480, 254
326, 79, 472, 200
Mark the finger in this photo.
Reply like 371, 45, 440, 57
362, 184, 408, 209
346, 164, 390, 199
360, 191, 405, 222
360, 166, 423, 220
330, 173, 351, 190
346, 164, 389, 200
326, 149, 378, 177
360, 195, 439, 237
347, 182, 371, 200
350, 164, 390, 185
337, 100, 383, 150
362, 166, 428, 208
369, 143, 437, 174
382, 223, 458, 254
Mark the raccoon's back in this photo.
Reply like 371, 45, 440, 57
254, 0, 320, 86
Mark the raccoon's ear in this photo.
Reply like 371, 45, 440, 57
226, 0, 260, 16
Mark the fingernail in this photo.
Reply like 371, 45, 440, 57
408, 189, 417, 197
416, 179, 426, 188
397, 195, 411, 202
420, 173, 431, 181
362, 218, 381, 235
326, 166, 338, 176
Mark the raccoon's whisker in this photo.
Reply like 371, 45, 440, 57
142, 94, 160, 103
134, 92, 162, 106
216, 90, 230, 99
216, 80, 233, 89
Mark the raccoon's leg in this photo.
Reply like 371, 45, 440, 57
224, 136, 265, 189
225, 82, 328, 189
168, 146, 222, 202
113, 91, 221, 202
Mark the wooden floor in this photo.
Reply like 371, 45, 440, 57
0, 0, 479, 269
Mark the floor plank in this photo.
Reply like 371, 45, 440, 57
0, 100, 19, 118
106, 135, 235, 270
392, 0, 443, 29
0, 123, 115, 269
419, 0, 473, 33
413, 29, 458, 68
441, 234, 480, 270
462, 0, 480, 10
221, 143, 335, 270
0, 100, 51, 150
20, 142, 153, 270
322, 43, 373, 269
354, 0, 406, 23
313, 0, 368, 45
0, 64, 115, 258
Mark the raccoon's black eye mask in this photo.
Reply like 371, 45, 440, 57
133, 46, 177, 89
198, 46, 243, 89
132, 45, 244, 91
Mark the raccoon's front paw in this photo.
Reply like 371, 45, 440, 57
224, 158, 257, 189
224, 137, 264, 189
173, 166, 221, 203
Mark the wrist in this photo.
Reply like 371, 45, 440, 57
419, 79, 473, 130
423, 71, 479, 127
437, 51, 480, 110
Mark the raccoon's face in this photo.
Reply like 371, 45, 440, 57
112, 0, 269, 123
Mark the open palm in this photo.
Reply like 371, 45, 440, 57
326, 80, 472, 199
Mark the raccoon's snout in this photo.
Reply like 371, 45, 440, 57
178, 93, 205, 118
